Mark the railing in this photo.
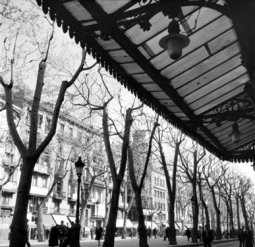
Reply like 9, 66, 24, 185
67, 192, 76, 201
34, 163, 51, 175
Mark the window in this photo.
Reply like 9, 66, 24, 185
54, 200, 60, 213
60, 123, 65, 133
29, 197, 40, 212
41, 176, 47, 188
69, 127, 73, 138
77, 131, 82, 142
69, 202, 75, 215
5, 153, 14, 166
45, 117, 51, 132
32, 174, 39, 186
56, 179, 63, 192
38, 114, 43, 128
2, 192, 12, 205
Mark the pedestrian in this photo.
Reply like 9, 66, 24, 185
95, 223, 103, 246
58, 220, 70, 247
25, 219, 31, 247
186, 227, 191, 241
152, 227, 157, 238
90, 225, 95, 240
164, 226, 169, 241
48, 224, 59, 247
202, 224, 213, 247
146, 226, 152, 239
130, 228, 133, 239
238, 227, 245, 247
244, 227, 254, 247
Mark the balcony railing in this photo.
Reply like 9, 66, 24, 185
68, 192, 77, 202
34, 163, 51, 175
53, 190, 66, 200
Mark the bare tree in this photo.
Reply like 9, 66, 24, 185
237, 176, 253, 228
178, 142, 205, 243
155, 123, 185, 245
202, 156, 227, 240
218, 169, 235, 238
120, 178, 135, 239
127, 114, 159, 247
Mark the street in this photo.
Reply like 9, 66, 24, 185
0, 236, 239, 247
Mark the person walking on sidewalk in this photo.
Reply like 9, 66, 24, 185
244, 226, 254, 247
49, 224, 59, 247
186, 228, 191, 241
238, 227, 245, 247
202, 224, 213, 247
152, 227, 157, 239
95, 223, 103, 247
164, 226, 169, 241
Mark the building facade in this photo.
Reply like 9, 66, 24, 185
0, 96, 108, 239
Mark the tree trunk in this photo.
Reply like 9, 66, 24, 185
169, 199, 177, 245
204, 203, 210, 228
135, 190, 149, 247
9, 157, 36, 247
240, 194, 249, 228
228, 199, 234, 238
0, 187, 2, 216
102, 180, 121, 247
80, 204, 87, 238
121, 211, 127, 239
191, 194, 199, 243
36, 204, 44, 242
236, 197, 240, 230
215, 208, 221, 240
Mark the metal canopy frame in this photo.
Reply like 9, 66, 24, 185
35, 0, 255, 162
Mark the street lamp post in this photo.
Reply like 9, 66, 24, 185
72, 157, 85, 247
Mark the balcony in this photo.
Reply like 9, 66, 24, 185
2, 158, 15, 168
68, 192, 77, 202
30, 186, 48, 196
1, 199, 15, 208
53, 190, 66, 200
34, 163, 51, 175
2, 182, 17, 193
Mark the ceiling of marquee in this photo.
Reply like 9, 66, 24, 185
36, 0, 255, 162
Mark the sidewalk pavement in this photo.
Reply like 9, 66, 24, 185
0, 235, 238, 247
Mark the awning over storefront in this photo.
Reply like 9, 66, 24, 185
145, 221, 159, 229
184, 223, 193, 229
67, 216, 75, 224
133, 221, 159, 229
116, 219, 134, 228
142, 209, 154, 216
52, 214, 69, 225
42, 214, 55, 228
